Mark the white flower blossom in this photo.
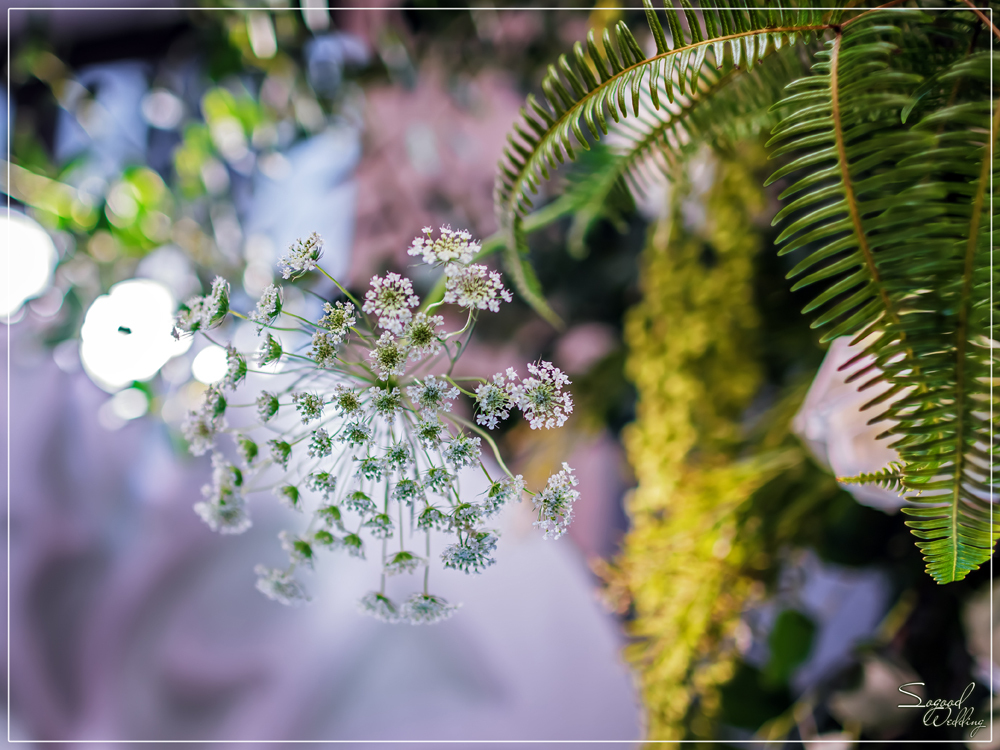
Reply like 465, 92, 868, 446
255, 565, 310, 606
292, 391, 324, 424
399, 593, 460, 625
407, 375, 459, 415
370, 331, 407, 381
310, 330, 339, 369
182, 386, 227, 456
443, 433, 481, 469
407, 225, 479, 266
511, 361, 573, 430
319, 300, 356, 341
280, 530, 315, 569
384, 551, 424, 577
358, 591, 399, 623
309, 429, 332, 458
278, 232, 323, 279
332, 384, 362, 416
533, 463, 579, 540
340, 421, 372, 447
194, 453, 251, 534
363, 272, 420, 333
475, 368, 518, 429
403, 312, 445, 361
248, 284, 281, 334
173, 277, 230, 335
257, 391, 279, 422
441, 531, 498, 574
483, 474, 525, 517
369, 386, 403, 424
443, 263, 512, 313
222, 345, 246, 389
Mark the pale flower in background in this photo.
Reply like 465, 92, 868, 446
792, 337, 907, 513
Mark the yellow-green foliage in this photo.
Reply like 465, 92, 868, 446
614, 147, 787, 740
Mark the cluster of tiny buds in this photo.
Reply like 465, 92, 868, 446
173, 227, 578, 624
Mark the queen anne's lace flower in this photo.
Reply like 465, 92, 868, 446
364, 513, 394, 539
237, 436, 258, 466
278, 232, 323, 279
533, 463, 579, 540
370, 332, 407, 381
400, 593, 460, 624
444, 433, 481, 469
248, 283, 281, 334
392, 478, 424, 506
310, 330, 339, 369
173, 277, 230, 336
407, 225, 479, 266
417, 505, 450, 532
441, 531, 498, 574
511, 361, 573, 430
292, 391, 324, 424
370, 386, 402, 424
475, 368, 518, 429
269, 439, 292, 469
483, 474, 525, 517
178, 224, 577, 623
403, 312, 445, 361
451, 503, 483, 530
182, 408, 225, 457
340, 421, 372, 447
407, 375, 458, 414
258, 333, 283, 366
257, 391, 279, 422
354, 455, 385, 481
344, 490, 376, 514
280, 530, 315, 569
363, 272, 420, 333
308, 471, 337, 499
255, 565, 309, 606
385, 550, 424, 576
443, 264, 512, 313
342, 533, 365, 558
358, 591, 399, 622
194, 453, 250, 534
309, 429, 332, 458
415, 418, 445, 447
182, 386, 227, 456
332, 385, 362, 416
275, 484, 301, 510
221, 345, 247, 390
423, 466, 454, 495
384, 444, 411, 471
319, 300, 356, 341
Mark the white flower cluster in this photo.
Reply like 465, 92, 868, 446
248, 283, 281, 334
532, 463, 579, 540
407, 225, 479, 265
363, 272, 419, 334
173, 228, 578, 625
473, 364, 573, 431
443, 263, 513, 313
173, 277, 229, 337
278, 232, 323, 279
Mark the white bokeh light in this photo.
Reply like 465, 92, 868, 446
80, 279, 191, 391
1, 211, 58, 318
192, 344, 228, 384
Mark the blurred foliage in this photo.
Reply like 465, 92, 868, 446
604, 146, 791, 739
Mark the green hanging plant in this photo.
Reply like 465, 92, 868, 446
493, 1, 998, 583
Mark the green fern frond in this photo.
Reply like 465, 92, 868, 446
495, 1, 834, 322
839, 461, 907, 494
768, 10, 998, 582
